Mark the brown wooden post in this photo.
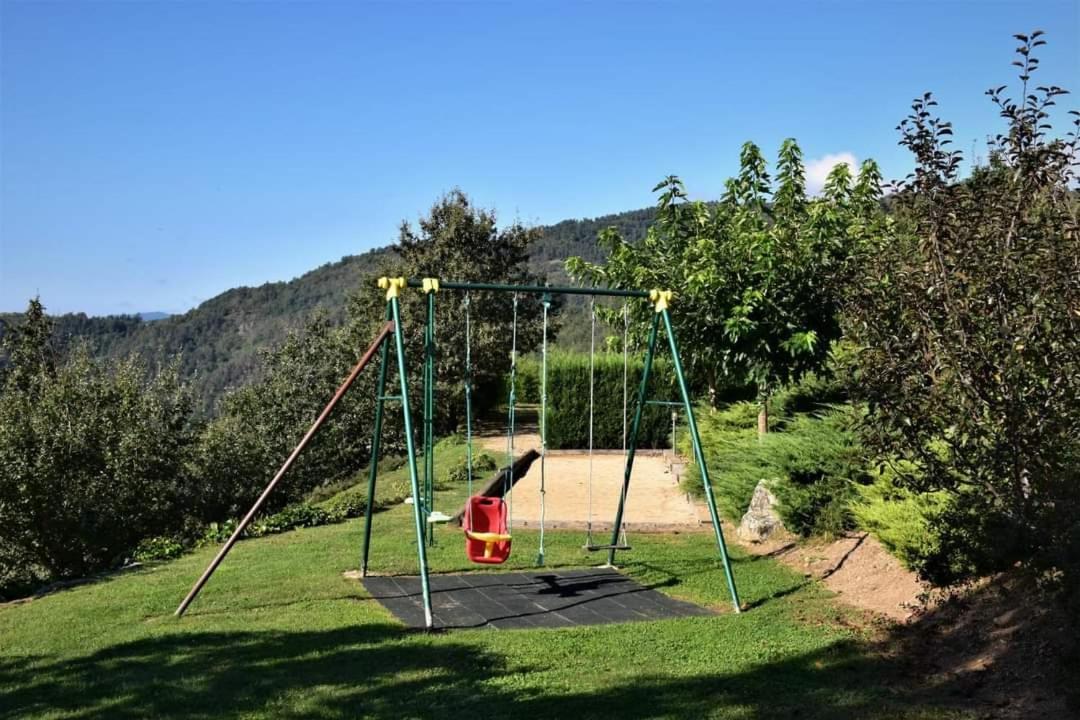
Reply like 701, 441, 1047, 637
174, 321, 395, 617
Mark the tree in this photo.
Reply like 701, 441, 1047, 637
346, 189, 555, 430
842, 32, 1080, 586
192, 312, 378, 519
196, 190, 554, 515
0, 300, 198, 583
0, 298, 56, 393
568, 141, 883, 435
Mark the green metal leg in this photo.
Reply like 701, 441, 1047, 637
607, 312, 660, 566
361, 308, 392, 577
662, 308, 741, 613
391, 297, 434, 628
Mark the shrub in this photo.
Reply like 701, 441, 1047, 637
764, 411, 867, 536
842, 34, 1080, 586
447, 452, 497, 485
504, 356, 542, 405
853, 468, 1031, 586
0, 545, 44, 601
320, 490, 369, 519
250, 503, 334, 535
532, 350, 677, 450
196, 497, 372, 547
683, 400, 867, 536
0, 307, 199, 582
192, 313, 391, 522
133, 536, 186, 562
680, 402, 764, 519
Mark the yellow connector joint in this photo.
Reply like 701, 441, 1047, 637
421, 278, 440, 294
377, 276, 406, 300
649, 289, 673, 313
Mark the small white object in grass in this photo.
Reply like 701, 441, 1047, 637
404, 496, 414, 504
427, 511, 453, 524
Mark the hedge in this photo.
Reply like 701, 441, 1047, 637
506, 351, 677, 450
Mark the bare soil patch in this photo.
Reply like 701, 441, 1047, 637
739, 531, 926, 622
882, 573, 1077, 718
477, 433, 708, 533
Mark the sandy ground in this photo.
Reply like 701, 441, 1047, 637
476, 430, 926, 622
478, 433, 707, 532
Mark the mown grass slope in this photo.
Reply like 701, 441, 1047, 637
1, 456, 971, 720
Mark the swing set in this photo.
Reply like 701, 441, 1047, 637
175, 277, 740, 629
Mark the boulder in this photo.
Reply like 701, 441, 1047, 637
737, 480, 784, 543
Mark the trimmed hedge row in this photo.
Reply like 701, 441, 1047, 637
508, 351, 678, 449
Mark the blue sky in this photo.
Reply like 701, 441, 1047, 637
1, 1, 1077, 316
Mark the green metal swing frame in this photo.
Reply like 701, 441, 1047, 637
174, 276, 741, 630
359, 278, 741, 628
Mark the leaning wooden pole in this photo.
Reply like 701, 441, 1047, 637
174, 321, 396, 618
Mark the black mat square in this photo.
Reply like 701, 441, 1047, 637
361, 568, 714, 630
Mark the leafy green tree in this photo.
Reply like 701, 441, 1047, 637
193, 312, 383, 518
0, 298, 56, 392
196, 190, 553, 515
347, 189, 555, 429
0, 300, 198, 582
569, 141, 883, 434
842, 32, 1080, 586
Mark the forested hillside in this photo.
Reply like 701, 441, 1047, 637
1, 207, 653, 413
528, 207, 653, 285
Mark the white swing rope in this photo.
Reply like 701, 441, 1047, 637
585, 298, 597, 546
463, 292, 473, 497
537, 294, 551, 566
622, 302, 629, 458
505, 293, 519, 533
620, 303, 630, 547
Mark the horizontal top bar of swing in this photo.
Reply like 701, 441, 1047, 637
403, 279, 651, 299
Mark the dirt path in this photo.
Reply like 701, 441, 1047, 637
737, 531, 927, 622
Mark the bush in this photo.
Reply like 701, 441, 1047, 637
683, 400, 867, 536
854, 468, 1032, 586
196, 497, 370, 548
133, 536, 186, 562
320, 490, 369, 519
513, 350, 677, 450
250, 503, 335, 535
504, 356, 542, 405
842, 35, 1080, 588
192, 313, 391, 522
0, 545, 44, 602
0, 326, 198, 582
680, 402, 765, 520
447, 452, 497, 485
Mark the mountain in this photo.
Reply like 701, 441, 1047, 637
138, 312, 172, 322
1, 207, 654, 413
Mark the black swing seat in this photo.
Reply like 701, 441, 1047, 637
583, 544, 632, 552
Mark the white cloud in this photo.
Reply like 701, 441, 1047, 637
805, 152, 858, 195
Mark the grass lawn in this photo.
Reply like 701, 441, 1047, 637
0, 445, 972, 719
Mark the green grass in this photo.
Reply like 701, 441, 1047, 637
0, 454, 971, 719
